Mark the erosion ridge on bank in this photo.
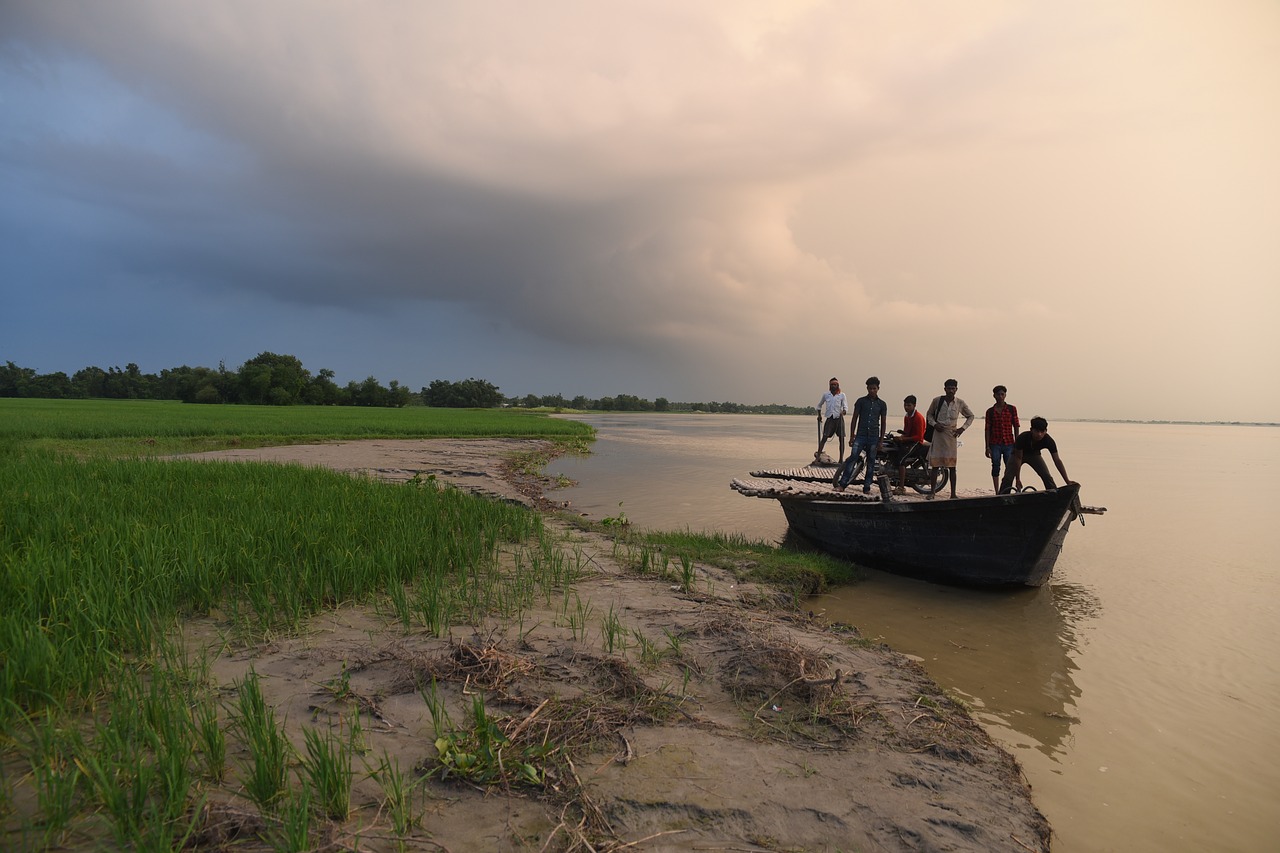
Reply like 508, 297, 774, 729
183, 437, 1052, 852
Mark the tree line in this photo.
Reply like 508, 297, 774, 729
508, 392, 807, 415
1, 354, 415, 407
0, 354, 812, 414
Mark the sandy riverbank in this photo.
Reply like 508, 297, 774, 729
182, 438, 1050, 852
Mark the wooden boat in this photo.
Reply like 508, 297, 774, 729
732, 465, 1106, 587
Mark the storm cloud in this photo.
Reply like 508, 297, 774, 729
3, 1, 1278, 419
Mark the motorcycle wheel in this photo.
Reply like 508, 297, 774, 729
909, 467, 949, 495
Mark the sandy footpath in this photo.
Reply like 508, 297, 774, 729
182, 438, 1051, 852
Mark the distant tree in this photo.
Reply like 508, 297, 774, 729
164, 365, 232, 403
28, 371, 73, 398
422, 378, 503, 408
387, 380, 413, 408
94, 363, 148, 399
570, 395, 589, 410
654, 397, 669, 412
153, 366, 190, 400
304, 368, 344, 405
613, 393, 652, 411
0, 362, 33, 396
422, 380, 454, 407
348, 376, 387, 407
238, 352, 310, 405
72, 366, 109, 398
193, 384, 223, 405
460, 378, 503, 408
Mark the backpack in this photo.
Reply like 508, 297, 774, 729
924, 395, 942, 443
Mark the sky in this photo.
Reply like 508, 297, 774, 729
2, 1, 1278, 422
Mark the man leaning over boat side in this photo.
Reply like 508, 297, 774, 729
998, 416, 1075, 494
926, 379, 974, 499
816, 377, 848, 462
836, 377, 887, 493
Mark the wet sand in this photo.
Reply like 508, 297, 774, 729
182, 438, 1051, 852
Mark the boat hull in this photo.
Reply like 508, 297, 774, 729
780, 484, 1082, 587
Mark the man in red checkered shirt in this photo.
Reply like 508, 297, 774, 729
984, 385, 1020, 492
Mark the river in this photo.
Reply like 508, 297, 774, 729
548, 414, 1280, 852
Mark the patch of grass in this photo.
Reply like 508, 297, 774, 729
600, 502, 630, 527
232, 670, 293, 815
369, 752, 421, 839
506, 435, 592, 477
427, 694, 549, 788
275, 783, 313, 852
577, 524, 862, 595
0, 452, 549, 717
299, 725, 353, 821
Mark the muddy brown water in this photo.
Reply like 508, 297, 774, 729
550, 414, 1280, 852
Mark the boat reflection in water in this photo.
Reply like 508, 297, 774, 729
806, 560, 1099, 760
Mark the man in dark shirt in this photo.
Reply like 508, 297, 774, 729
835, 377, 888, 493
998, 416, 1075, 494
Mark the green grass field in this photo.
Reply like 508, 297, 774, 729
1, 399, 590, 703
0, 398, 848, 848
0, 399, 597, 847
0, 397, 593, 458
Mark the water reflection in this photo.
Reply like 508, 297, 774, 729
811, 575, 1099, 760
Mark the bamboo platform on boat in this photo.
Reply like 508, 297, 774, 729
735, 465, 1106, 514
732, 476, 984, 503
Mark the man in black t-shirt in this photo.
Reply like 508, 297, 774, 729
998, 416, 1075, 494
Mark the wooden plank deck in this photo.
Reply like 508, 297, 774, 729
731, 477, 996, 503
731, 477, 880, 502
749, 465, 840, 481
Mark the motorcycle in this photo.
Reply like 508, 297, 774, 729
832, 435, 949, 495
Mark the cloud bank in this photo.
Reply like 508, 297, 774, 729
2, 1, 1278, 419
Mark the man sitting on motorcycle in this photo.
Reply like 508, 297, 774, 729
888, 395, 929, 495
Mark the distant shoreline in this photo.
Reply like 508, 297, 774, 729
1054, 419, 1279, 428
556, 410, 1280, 428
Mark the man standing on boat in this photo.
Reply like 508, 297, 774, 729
998, 417, 1074, 494
984, 385, 1021, 493
816, 377, 848, 463
835, 377, 887, 493
926, 379, 974, 499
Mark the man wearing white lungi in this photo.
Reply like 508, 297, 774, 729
926, 379, 974, 499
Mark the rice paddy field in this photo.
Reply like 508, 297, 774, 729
0, 399, 594, 849
2, 398, 591, 458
